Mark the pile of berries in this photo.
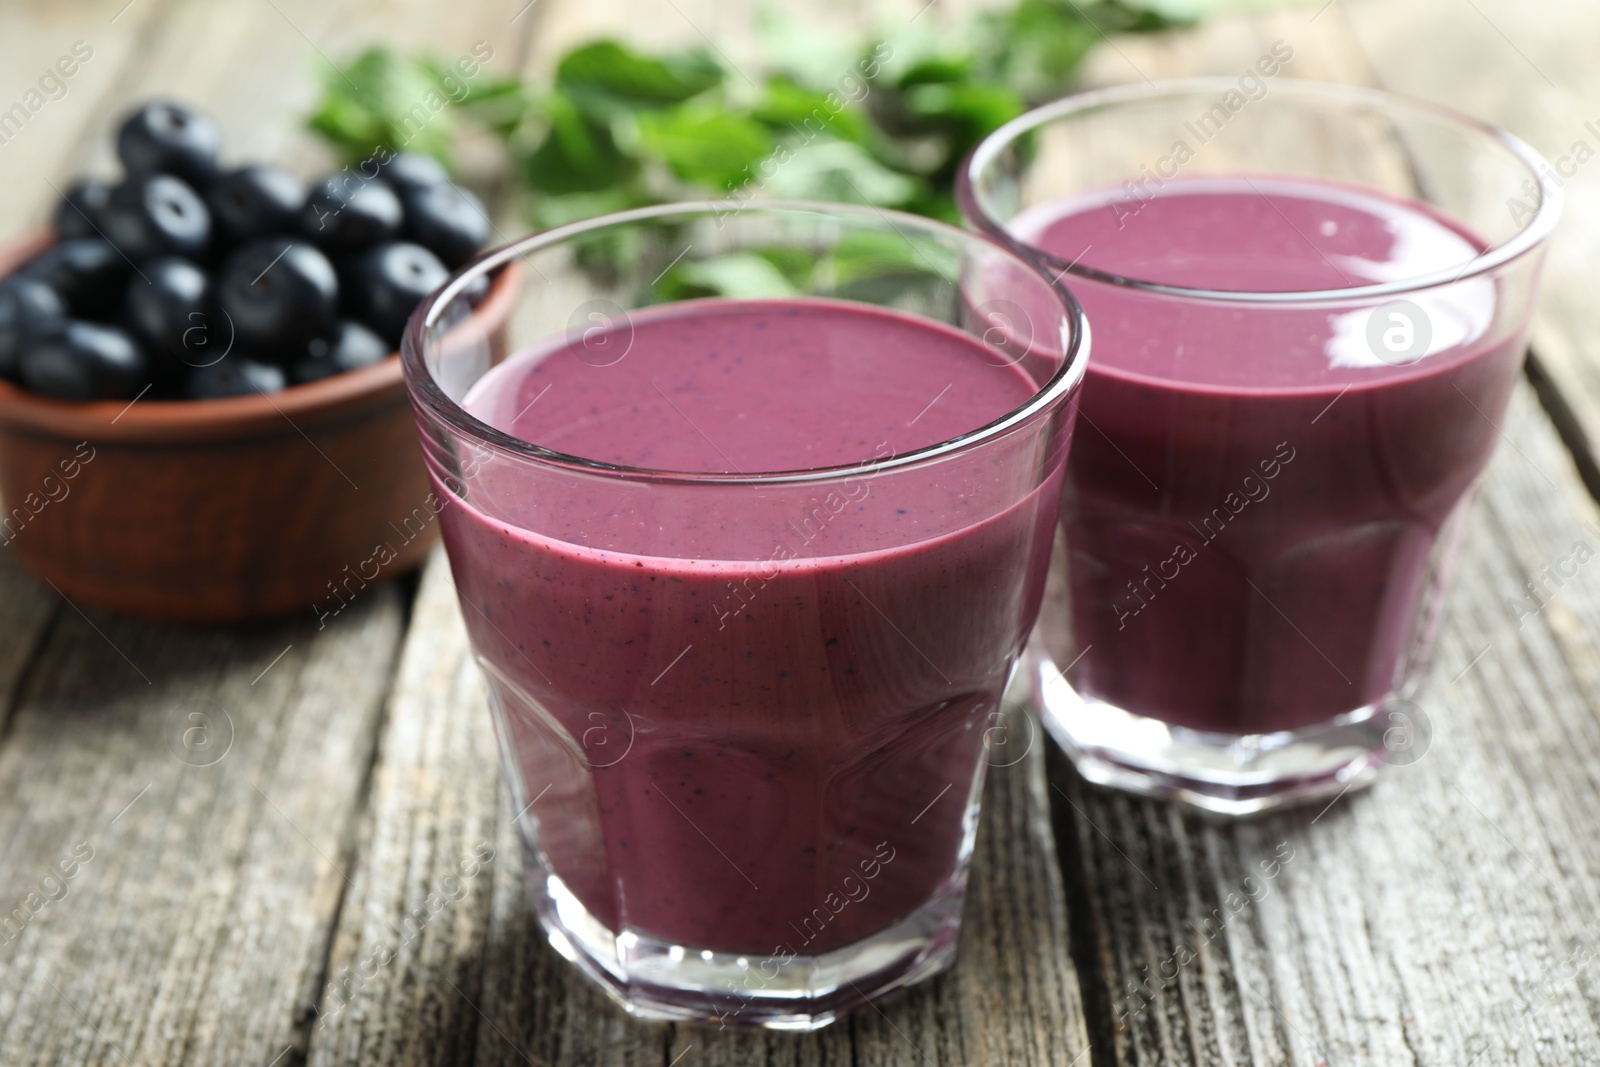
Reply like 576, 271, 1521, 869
0, 101, 490, 400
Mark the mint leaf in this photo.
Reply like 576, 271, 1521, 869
827, 230, 959, 288
761, 140, 920, 207
904, 81, 1025, 140
557, 41, 723, 113
872, 26, 975, 90
528, 188, 653, 230
656, 253, 801, 301
521, 90, 636, 194
308, 0, 1205, 263
307, 47, 458, 163
637, 106, 775, 190
425, 62, 532, 138
751, 77, 875, 148
973, 0, 1188, 100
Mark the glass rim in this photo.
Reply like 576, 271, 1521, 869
957, 77, 1563, 305
402, 199, 1090, 487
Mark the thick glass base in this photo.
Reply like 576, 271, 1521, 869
518, 838, 965, 1030
1033, 654, 1388, 817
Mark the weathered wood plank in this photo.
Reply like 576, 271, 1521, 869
0, 587, 405, 1066
1337, 0, 1600, 486
0, 0, 185, 231
59, 0, 540, 180
313, 546, 1093, 1066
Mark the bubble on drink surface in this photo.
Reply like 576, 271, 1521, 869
179, 306, 235, 367
971, 298, 1033, 367
566, 299, 633, 367
982, 697, 1036, 768
164, 700, 234, 767
579, 706, 636, 768
1379, 698, 1432, 767
1365, 299, 1432, 366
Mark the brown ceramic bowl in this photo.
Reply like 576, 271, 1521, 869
0, 233, 520, 622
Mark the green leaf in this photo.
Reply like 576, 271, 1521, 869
972, 0, 1185, 101
656, 253, 801, 301
424, 61, 532, 137
521, 90, 636, 195
636, 106, 775, 190
306, 0, 1215, 281
872, 26, 975, 90
761, 140, 919, 207
306, 47, 460, 163
556, 41, 723, 113
527, 187, 653, 231
904, 81, 1025, 138
751, 247, 822, 288
827, 230, 958, 288
900, 188, 962, 225
751, 77, 875, 147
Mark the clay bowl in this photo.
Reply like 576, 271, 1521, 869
0, 233, 520, 622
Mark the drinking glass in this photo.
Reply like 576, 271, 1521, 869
401, 202, 1087, 1027
959, 79, 1560, 814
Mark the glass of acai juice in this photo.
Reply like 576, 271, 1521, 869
401, 202, 1088, 1027
959, 78, 1560, 815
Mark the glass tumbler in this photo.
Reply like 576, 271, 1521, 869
401, 202, 1087, 1028
958, 79, 1560, 815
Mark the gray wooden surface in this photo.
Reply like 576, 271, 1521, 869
1, 0, 1598, 1064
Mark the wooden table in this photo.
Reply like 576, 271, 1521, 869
2, 0, 1598, 1063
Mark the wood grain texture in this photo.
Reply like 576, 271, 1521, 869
0, 0, 182, 230
0, 585, 405, 1066
311, 549, 1094, 1066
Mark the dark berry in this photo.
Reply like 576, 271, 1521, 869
347, 242, 448, 346
102, 174, 211, 261
208, 165, 306, 244
21, 238, 131, 321
300, 175, 403, 254
185, 355, 286, 399
20, 321, 149, 400
217, 238, 339, 352
403, 183, 490, 269
0, 278, 67, 380
376, 151, 450, 197
125, 257, 211, 371
53, 179, 113, 241
290, 319, 391, 383
461, 271, 491, 308
115, 101, 221, 188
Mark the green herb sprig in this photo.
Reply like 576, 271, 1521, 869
309, 0, 1186, 230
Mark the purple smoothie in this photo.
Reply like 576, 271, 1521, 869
1020, 176, 1528, 733
439, 298, 1062, 954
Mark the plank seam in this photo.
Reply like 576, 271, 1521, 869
1526, 353, 1600, 505
294, 597, 410, 1064
0, 603, 62, 746
1046, 746, 1120, 1067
